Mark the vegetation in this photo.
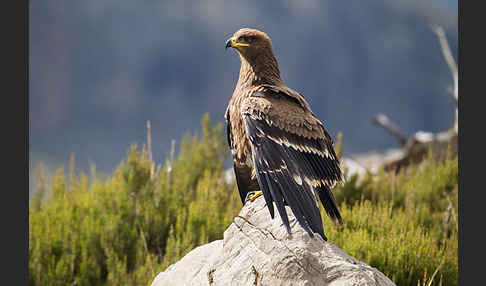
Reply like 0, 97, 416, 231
29, 113, 458, 286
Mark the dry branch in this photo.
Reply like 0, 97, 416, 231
354, 25, 458, 174
167, 139, 176, 185
371, 114, 407, 146
146, 120, 156, 178
431, 24, 458, 133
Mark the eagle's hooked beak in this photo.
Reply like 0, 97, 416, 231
225, 38, 233, 50
225, 37, 249, 50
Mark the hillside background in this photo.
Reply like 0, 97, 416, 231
29, 0, 457, 194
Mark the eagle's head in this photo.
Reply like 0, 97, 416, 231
225, 28, 275, 63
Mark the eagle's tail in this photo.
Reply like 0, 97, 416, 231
316, 185, 343, 226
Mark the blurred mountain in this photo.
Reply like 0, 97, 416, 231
29, 0, 457, 187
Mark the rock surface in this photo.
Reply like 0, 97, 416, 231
151, 196, 396, 286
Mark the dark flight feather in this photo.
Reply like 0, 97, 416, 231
244, 114, 342, 239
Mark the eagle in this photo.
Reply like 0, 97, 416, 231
224, 28, 343, 241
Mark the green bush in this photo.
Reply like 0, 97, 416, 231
329, 150, 458, 286
29, 114, 457, 286
29, 114, 238, 285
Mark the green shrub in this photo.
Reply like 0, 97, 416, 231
328, 151, 458, 286
29, 114, 458, 286
29, 114, 238, 285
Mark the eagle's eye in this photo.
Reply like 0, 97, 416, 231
239, 35, 250, 43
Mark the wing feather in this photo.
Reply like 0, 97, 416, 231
253, 131, 315, 236
244, 113, 342, 239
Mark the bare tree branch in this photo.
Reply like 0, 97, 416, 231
431, 24, 458, 102
167, 139, 176, 185
371, 113, 408, 146
431, 24, 458, 133
146, 120, 157, 178
347, 25, 459, 176
447, 87, 458, 106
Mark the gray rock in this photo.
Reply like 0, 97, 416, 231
151, 196, 396, 286
151, 240, 224, 286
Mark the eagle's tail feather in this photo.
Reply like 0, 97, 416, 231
317, 185, 343, 226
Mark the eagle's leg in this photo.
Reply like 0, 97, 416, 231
244, 190, 263, 203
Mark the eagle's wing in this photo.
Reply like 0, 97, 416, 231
242, 88, 343, 240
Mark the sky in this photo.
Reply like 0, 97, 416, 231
29, 0, 458, 190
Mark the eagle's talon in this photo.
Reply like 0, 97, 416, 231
245, 190, 263, 203
249, 190, 263, 202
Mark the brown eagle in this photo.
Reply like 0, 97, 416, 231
225, 28, 343, 241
